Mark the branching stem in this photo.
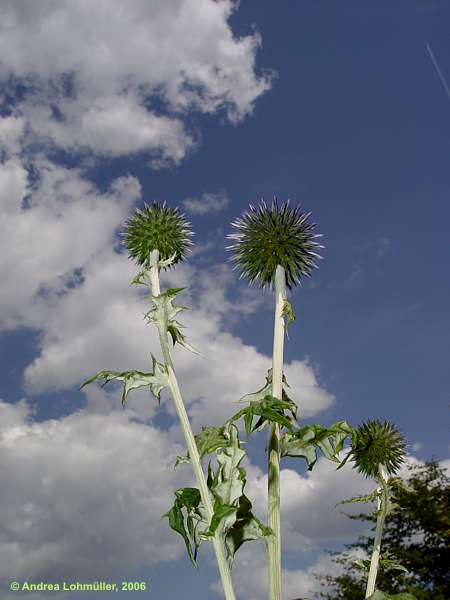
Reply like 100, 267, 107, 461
268, 265, 286, 600
147, 249, 236, 600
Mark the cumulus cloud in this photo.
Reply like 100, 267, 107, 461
0, 399, 192, 599
0, 150, 141, 332
182, 190, 230, 215
19, 247, 334, 428
0, 0, 271, 163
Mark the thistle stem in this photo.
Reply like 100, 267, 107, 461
267, 265, 286, 600
147, 250, 236, 600
365, 465, 389, 598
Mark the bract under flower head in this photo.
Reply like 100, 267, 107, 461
121, 201, 194, 269
351, 420, 406, 479
226, 197, 323, 290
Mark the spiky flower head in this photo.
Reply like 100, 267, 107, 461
121, 201, 194, 269
351, 420, 406, 479
226, 197, 323, 290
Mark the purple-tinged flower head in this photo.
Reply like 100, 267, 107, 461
226, 197, 323, 290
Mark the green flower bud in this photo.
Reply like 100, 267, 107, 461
121, 201, 194, 269
226, 197, 323, 290
351, 420, 406, 479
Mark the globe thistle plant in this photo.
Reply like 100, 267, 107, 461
227, 197, 323, 600
350, 420, 407, 598
82, 201, 237, 600
121, 201, 194, 270
226, 197, 323, 290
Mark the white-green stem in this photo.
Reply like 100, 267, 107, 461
147, 250, 236, 600
365, 465, 389, 598
267, 265, 286, 600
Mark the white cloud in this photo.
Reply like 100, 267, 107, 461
0, 152, 140, 332
183, 190, 230, 215
0, 114, 26, 156
0, 399, 192, 599
0, 0, 271, 163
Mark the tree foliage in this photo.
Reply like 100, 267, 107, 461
314, 460, 450, 600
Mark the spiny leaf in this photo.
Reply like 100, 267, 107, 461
170, 424, 271, 566
379, 558, 409, 574
79, 353, 169, 406
163, 487, 209, 568
222, 494, 272, 566
281, 420, 353, 470
237, 367, 291, 403
130, 268, 148, 286
336, 488, 380, 508
230, 394, 297, 436
174, 425, 233, 468
158, 252, 178, 269
366, 592, 417, 600
282, 299, 296, 338
144, 288, 201, 356
353, 558, 371, 572
201, 424, 271, 565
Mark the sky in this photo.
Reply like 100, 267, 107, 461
0, 1, 449, 599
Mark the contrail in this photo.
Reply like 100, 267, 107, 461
425, 40, 450, 101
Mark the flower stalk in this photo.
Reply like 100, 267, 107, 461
267, 265, 286, 600
227, 198, 324, 600
346, 419, 407, 599
365, 464, 389, 598
147, 249, 236, 600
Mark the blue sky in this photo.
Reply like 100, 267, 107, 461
0, 1, 449, 599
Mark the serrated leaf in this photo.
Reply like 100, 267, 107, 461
281, 420, 353, 470
130, 268, 148, 286
367, 592, 417, 600
336, 488, 380, 507
222, 494, 272, 566
79, 353, 169, 406
201, 425, 271, 565
163, 487, 209, 568
282, 299, 296, 338
238, 368, 291, 403
174, 454, 190, 469
144, 287, 201, 356
174, 425, 232, 468
158, 252, 177, 269
230, 394, 297, 436
167, 321, 202, 355
353, 558, 371, 572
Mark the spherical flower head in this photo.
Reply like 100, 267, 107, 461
121, 201, 194, 269
226, 197, 324, 290
351, 420, 406, 479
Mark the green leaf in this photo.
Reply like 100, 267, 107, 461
174, 425, 232, 468
158, 252, 177, 269
281, 420, 353, 470
144, 288, 201, 356
163, 487, 209, 568
353, 558, 371, 572
366, 592, 417, 600
238, 367, 291, 402
378, 552, 409, 574
230, 394, 297, 436
282, 299, 296, 338
222, 494, 272, 566
79, 353, 169, 406
130, 268, 148, 286
202, 424, 271, 564
335, 488, 380, 507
